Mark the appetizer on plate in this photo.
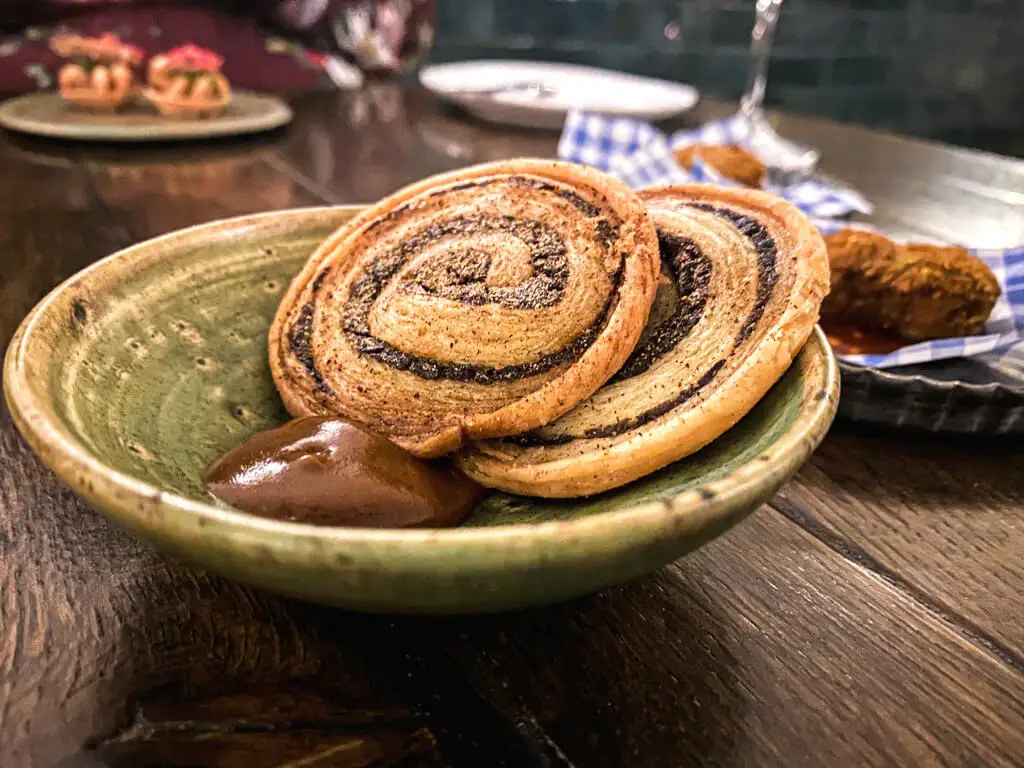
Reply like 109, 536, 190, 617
822, 228, 1001, 345
50, 33, 143, 110
146, 44, 231, 119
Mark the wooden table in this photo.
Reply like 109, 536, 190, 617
2, 88, 1023, 768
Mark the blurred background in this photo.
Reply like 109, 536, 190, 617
1, 0, 1021, 157
431, 0, 1024, 156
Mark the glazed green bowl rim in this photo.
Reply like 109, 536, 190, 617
4, 205, 839, 563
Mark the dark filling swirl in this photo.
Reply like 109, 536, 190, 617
610, 232, 712, 383
507, 204, 778, 446
288, 180, 625, 386
286, 303, 332, 396
688, 203, 778, 348
399, 216, 570, 310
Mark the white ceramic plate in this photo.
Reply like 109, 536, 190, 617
419, 60, 700, 130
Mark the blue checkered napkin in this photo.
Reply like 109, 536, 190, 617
557, 109, 873, 218
813, 219, 1024, 371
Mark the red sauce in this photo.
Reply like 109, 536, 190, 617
205, 416, 487, 528
822, 322, 907, 356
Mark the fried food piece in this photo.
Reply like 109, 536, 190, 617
822, 228, 1001, 341
673, 143, 766, 187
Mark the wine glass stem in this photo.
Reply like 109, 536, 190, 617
740, 0, 784, 119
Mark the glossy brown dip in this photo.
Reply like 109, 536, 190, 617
205, 416, 487, 528
823, 323, 907, 356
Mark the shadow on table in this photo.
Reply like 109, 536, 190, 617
56, 566, 739, 768
411, 569, 744, 767
290, 567, 745, 767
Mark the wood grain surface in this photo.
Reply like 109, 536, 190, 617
777, 432, 1024, 663
1, 89, 1022, 768
416, 509, 1024, 767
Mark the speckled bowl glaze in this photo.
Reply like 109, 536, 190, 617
4, 206, 839, 614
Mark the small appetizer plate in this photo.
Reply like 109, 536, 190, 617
420, 60, 700, 130
4, 206, 837, 615
0, 91, 292, 142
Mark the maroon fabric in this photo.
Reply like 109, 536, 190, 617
1, 1, 438, 98
0, 3, 333, 98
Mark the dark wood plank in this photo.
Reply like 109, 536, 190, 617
774, 431, 1024, 664
409, 508, 1024, 767
86, 684, 446, 768
78, 141, 324, 239
0, 140, 123, 350
0, 139, 152, 768
93, 730, 441, 768
272, 89, 556, 203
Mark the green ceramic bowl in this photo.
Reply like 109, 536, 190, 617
4, 206, 839, 614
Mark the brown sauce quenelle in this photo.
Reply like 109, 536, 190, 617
204, 416, 488, 528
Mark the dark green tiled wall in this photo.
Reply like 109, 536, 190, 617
432, 0, 1024, 153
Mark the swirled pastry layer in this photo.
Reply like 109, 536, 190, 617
270, 160, 660, 457
459, 184, 830, 497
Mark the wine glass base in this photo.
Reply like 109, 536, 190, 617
727, 109, 820, 185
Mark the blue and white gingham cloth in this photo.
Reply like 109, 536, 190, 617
557, 109, 873, 218
557, 110, 1024, 372
812, 220, 1024, 370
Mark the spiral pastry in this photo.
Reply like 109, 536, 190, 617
459, 185, 830, 497
270, 160, 661, 457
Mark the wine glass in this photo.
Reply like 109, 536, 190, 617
329, 0, 436, 79
732, 0, 819, 180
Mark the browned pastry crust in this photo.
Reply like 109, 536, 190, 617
269, 159, 661, 458
459, 184, 830, 498
673, 144, 767, 187
822, 228, 1000, 341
